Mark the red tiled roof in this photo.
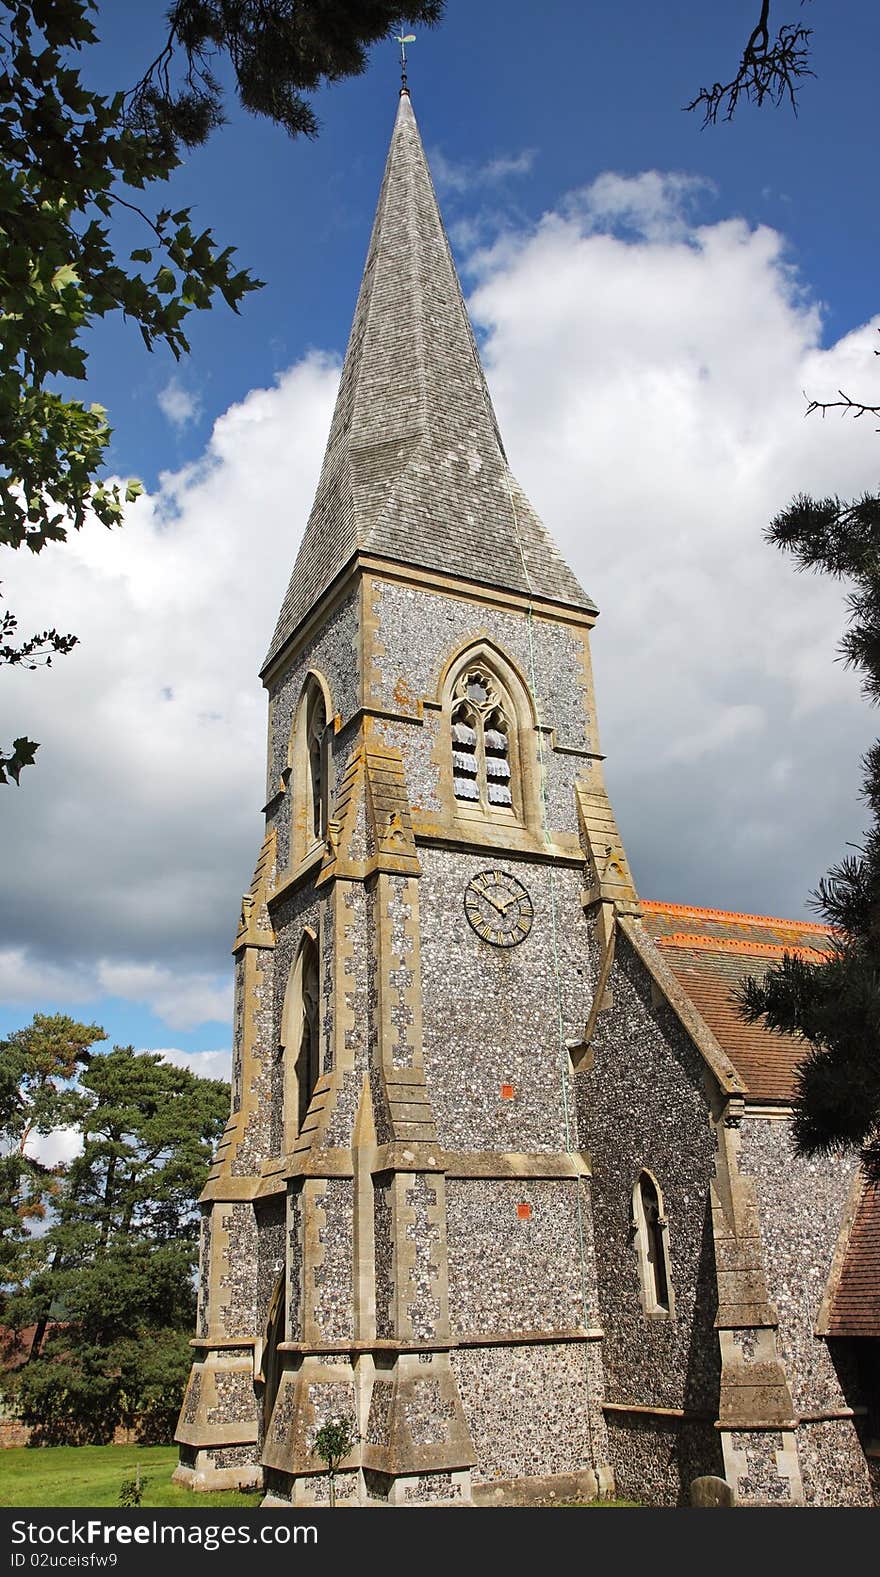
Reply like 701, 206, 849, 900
826, 1181, 880, 1338
642, 900, 836, 1103
0, 1325, 51, 1370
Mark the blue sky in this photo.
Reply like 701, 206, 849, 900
3, 1, 880, 1081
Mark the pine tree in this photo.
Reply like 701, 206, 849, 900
736, 492, 880, 1180
2, 1041, 229, 1443
0, 1014, 105, 1299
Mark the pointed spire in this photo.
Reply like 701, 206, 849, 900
265, 94, 594, 671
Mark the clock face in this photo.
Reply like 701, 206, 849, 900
464, 870, 534, 948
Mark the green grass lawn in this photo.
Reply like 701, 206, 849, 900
0, 1445, 263, 1508
0, 1445, 639, 1509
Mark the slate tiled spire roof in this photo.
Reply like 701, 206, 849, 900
264, 90, 594, 671
641, 900, 835, 1103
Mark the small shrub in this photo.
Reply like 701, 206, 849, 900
118, 1469, 142, 1507
313, 1415, 358, 1507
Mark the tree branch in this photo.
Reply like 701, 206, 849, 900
686, 2, 815, 126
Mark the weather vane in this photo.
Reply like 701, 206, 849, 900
395, 31, 415, 93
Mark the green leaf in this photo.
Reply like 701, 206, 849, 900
50, 263, 79, 292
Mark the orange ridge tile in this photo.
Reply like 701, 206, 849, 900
641, 898, 834, 933
656, 932, 832, 961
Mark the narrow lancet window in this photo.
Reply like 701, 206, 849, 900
633, 1170, 673, 1315
289, 675, 330, 864
296, 935, 319, 1135
305, 684, 327, 843
451, 666, 514, 813
281, 930, 320, 1151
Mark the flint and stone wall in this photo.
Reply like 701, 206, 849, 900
738, 1117, 874, 1506
579, 927, 725, 1505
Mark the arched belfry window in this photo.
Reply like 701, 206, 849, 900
281, 930, 320, 1152
632, 1170, 674, 1316
289, 674, 330, 863
451, 665, 514, 813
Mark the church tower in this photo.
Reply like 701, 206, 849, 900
175, 85, 631, 1506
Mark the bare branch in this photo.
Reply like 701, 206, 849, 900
801, 328, 880, 428
805, 390, 880, 429
686, 2, 815, 126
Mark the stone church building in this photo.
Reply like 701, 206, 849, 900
175, 89, 880, 1508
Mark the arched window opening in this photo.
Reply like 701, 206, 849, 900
451, 666, 514, 813
289, 676, 330, 864
261, 1273, 285, 1437
296, 938, 319, 1135
305, 684, 327, 844
281, 931, 320, 1152
633, 1170, 673, 1316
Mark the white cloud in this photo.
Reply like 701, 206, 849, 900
24, 1126, 83, 1168
2, 175, 879, 1027
157, 377, 202, 430
0, 949, 95, 1005
465, 172, 879, 913
0, 948, 231, 1031
1, 352, 338, 997
96, 963, 232, 1030
153, 1047, 232, 1082
429, 146, 536, 195
568, 170, 716, 242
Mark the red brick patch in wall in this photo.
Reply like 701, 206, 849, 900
517, 1202, 532, 1220
500, 1083, 515, 1099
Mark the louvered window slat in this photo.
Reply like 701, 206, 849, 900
454, 777, 480, 800
487, 783, 513, 805
485, 757, 510, 780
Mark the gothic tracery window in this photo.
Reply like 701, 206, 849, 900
451, 665, 514, 813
